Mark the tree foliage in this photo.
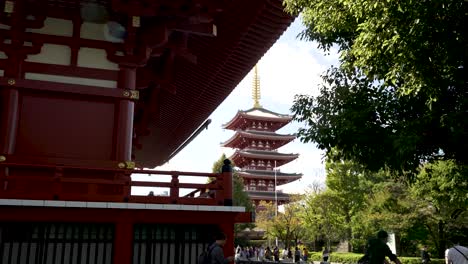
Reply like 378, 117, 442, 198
410, 161, 468, 257
302, 190, 344, 249
284, 0, 465, 97
318, 159, 466, 257
256, 198, 306, 249
284, 0, 467, 173
325, 158, 369, 251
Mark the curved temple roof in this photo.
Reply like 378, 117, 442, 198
230, 149, 299, 168
221, 129, 296, 148
238, 170, 302, 185
234, 149, 299, 160
239, 169, 302, 178
247, 190, 290, 202
134, 0, 295, 167
223, 107, 293, 131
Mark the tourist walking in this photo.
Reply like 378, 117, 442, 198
323, 247, 330, 263
421, 245, 431, 264
294, 246, 301, 263
365, 230, 402, 264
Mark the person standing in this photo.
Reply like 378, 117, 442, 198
294, 246, 302, 263
273, 246, 280, 262
210, 232, 234, 264
446, 239, 468, 264
421, 245, 431, 264
322, 247, 330, 263
265, 247, 273, 261
258, 245, 265, 261
283, 247, 289, 260
303, 247, 309, 262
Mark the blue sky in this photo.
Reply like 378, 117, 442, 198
133, 18, 339, 195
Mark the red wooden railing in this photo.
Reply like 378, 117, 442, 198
0, 155, 233, 206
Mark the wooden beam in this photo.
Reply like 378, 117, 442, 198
173, 22, 217, 37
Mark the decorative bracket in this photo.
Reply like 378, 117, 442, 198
125, 161, 135, 169
122, 90, 139, 100
117, 161, 136, 169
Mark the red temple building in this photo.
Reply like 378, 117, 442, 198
221, 66, 302, 207
0, 0, 294, 263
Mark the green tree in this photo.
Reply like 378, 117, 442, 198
410, 160, 468, 257
284, 0, 467, 173
353, 179, 421, 255
325, 158, 369, 251
256, 198, 306, 249
302, 190, 344, 250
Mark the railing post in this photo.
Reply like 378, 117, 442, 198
53, 167, 63, 200
222, 159, 233, 206
0, 156, 6, 195
170, 173, 179, 204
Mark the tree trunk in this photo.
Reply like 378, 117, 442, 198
437, 220, 446, 258
345, 212, 353, 252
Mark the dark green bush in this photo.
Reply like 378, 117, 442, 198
307, 252, 445, 264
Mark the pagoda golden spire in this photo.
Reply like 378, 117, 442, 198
252, 65, 261, 108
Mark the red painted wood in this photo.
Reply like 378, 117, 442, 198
0, 88, 19, 155
0, 78, 129, 99
70, 16, 81, 66
23, 62, 118, 81
114, 221, 134, 264
15, 94, 116, 159
115, 67, 136, 161
0, 206, 252, 224
0, 158, 232, 205
0, 155, 126, 170
220, 222, 235, 263
222, 171, 233, 206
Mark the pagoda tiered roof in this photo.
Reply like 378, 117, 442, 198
238, 169, 302, 183
246, 190, 290, 203
222, 107, 293, 131
230, 149, 299, 168
221, 129, 296, 149
221, 64, 302, 207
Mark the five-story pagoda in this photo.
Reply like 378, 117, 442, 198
221, 66, 302, 206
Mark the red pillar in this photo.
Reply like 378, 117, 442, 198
0, 89, 19, 155
1, 0, 24, 156
115, 67, 136, 161
220, 222, 235, 263
221, 159, 233, 206
222, 171, 233, 206
115, 67, 135, 199
113, 220, 134, 264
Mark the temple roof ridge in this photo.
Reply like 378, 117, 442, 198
220, 129, 296, 148
222, 107, 293, 131
241, 107, 291, 118
240, 169, 303, 177
246, 190, 290, 200
242, 128, 295, 135
239, 148, 299, 156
